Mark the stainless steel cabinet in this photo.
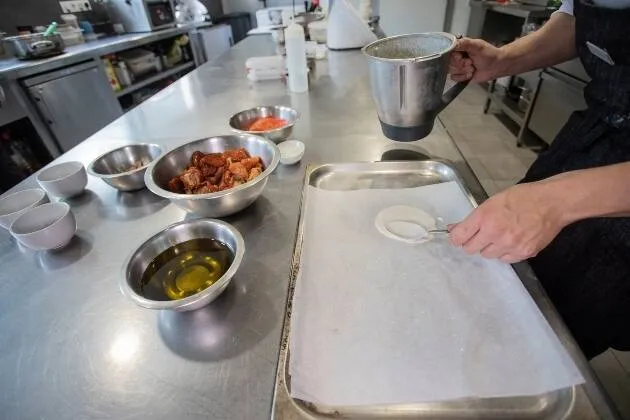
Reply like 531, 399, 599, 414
190, 24, 234, 66
23, 61, 122, 152
529, 68, 587, 144
0, 81, 28, 127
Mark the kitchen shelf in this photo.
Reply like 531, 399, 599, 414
116, 61, 195, 98
489, 91, 525, 125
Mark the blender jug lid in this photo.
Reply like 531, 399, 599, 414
362, 32, 457, 62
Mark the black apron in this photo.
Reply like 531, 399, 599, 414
520, 1, 630, 359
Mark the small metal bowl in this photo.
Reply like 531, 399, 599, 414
229, 105, 299, 143
88, 144, 163, 192
122, 219, 245, 312
144, 135, 280, 217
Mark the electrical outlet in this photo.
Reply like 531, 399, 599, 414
59, 0, 92, 13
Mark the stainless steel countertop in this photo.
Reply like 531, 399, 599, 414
0, 36, 616, 419
0, 23, 212, 81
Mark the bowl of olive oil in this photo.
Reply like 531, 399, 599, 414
122, 219, 245, 311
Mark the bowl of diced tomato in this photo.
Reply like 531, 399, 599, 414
229, 105, 299, 143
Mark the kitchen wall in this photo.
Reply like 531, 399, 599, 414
378, 0, 447, 35
0, 0, 61, 34
200, 0, 224, 17
220, 0, 469, 34
222, 0, 283, 15
221, 0, 363, 21
450, 0, 471, 35
0, 0, 109, 35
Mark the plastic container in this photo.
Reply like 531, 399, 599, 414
285, 23, 308, 93
246, 56, 286, 81
247, 70, 285, 82
119, 49, 160, 77
246, 56, 285, 71
103, 57, 122, 92
58, 28, 84, 46
61, 14, 79, 29
115, 61, 133, 87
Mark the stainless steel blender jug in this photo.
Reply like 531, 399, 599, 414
363, 32, 469, 141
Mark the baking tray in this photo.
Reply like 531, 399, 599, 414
271, 161, 576, 419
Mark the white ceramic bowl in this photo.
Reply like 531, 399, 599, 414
37, 161, 87, 199
0, 188, 49, 230
10, 202, 77, 250
278, 140, 305, 165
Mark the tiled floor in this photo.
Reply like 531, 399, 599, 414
439, 83, 630, 419
439, 83, 537, 195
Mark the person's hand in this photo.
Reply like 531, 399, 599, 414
448, 182, 567, 263
449, 38, 505, 83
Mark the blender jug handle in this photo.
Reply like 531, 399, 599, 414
437, 35, 470, 113
438, 80, 469, 114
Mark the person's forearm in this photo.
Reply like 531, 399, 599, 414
539, 162, 630, 225
495, 13, 577, 78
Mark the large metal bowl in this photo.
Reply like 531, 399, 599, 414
144, 135, 280, 217
229, 105, 299, 143
88, 143, 163, 192
122, 218, 245, 312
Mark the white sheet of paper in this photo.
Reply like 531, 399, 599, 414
289, 182, 584, 407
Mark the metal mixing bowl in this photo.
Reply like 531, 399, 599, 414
122, 219, 245, 312
229, 105, 299, 143
88, 144, 163, 192
144, 135, 280, 217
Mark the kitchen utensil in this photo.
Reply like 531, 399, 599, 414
88, 144, 163, 192
122, 218, 245, 311
363, 32, 468, 141
3, 33, 65, 60
144, 134, 280, 217
229, 105, 299, 143
386, 226, 449, 242
273, 161, 582, 418
43, 22, 58, 37
36, 161, 87, 199
374, 205, 446, 244
10, 202, 76, 250
0, 188, 49, 230
278, 140, 305, 165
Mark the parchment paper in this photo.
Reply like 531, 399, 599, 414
289, 181, 584, 406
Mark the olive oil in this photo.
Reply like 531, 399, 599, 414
139, 238, 233, 301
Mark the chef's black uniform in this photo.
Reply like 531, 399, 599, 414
521, 0, 630, 359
